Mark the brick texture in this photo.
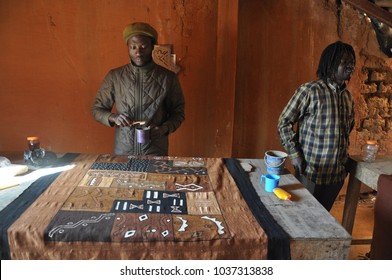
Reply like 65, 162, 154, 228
356, 54, 392, 155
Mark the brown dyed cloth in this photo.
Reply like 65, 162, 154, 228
370, 174, 392, 260
7, 155, 268, 259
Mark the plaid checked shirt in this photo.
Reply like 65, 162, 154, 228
278, 79, 355, 185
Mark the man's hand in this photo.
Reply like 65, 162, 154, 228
291, 155, 305, 177
109, 113, 133, 127
149, 125, 169, 139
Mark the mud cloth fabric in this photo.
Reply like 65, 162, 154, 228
0, 153, 79, 260
1, 154, 285, 260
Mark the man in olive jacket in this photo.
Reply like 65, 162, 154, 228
92, 22, 185, 156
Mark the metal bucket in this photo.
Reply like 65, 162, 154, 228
264, 150, 288, 175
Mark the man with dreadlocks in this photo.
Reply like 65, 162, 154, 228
277, 41, 356, 211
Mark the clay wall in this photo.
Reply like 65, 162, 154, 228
233, 0, 392, 159
0, 0, 391, 159
0, 0, 234, 157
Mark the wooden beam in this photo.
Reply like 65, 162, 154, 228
351, 238, 373, 245
374, 0, 392, 8
344, 0, 392, 27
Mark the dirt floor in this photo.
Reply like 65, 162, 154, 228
330, 183, 376, 260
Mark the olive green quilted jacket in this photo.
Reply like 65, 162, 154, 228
91, 61, 185, 155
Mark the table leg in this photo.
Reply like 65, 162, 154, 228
342, 173, 361, 234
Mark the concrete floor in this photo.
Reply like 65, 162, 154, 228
330, 183, 376, 260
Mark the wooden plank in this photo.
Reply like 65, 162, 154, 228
291, 240, 351, 260
348, 155, 392, 191
344, 0, 392, 27
375, 0, 392, 8
239, 158, 352, 260
342, 173, 362, 234
351, 238, 373, 245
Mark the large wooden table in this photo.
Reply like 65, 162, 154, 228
0, 153, 351, 260
239, 159, 351, 259
342, 155, 392, 236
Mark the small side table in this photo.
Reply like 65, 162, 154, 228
342, 155, 392, 236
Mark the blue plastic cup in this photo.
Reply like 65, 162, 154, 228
260, 174, 280, 192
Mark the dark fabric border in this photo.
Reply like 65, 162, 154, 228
224, 158, 291, 260
1, 155, 290, 260
0, 153, 79, 260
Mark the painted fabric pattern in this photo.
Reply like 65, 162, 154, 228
7, 154, 268, 260
45, 155, 229, 243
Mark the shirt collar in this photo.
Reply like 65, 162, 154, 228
326, 78, 347, 92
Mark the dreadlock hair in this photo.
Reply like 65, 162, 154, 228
316, 41, 356, 82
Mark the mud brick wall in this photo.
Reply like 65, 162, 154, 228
356, 53, 392, 155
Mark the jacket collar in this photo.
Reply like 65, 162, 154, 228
129, 60, 156, 73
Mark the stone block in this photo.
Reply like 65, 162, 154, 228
386, 131, 392, 154
356, 96, 368, 119
361, 83, 377, 93
379, 83, 392, 94
370, 71, 387, 81
387, 119, 392, 131
362, 116, 385, 133
367, 97, 389, 117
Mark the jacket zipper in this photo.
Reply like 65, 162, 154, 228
135, 68, 142, 155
